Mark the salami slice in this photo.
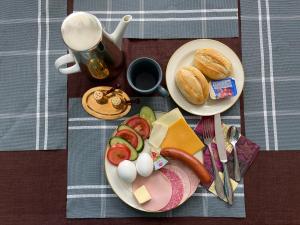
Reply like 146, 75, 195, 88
164, 164, 191, 204
132, 171, 172, 212
159, 167, 184, 211
169, 159, 200, 197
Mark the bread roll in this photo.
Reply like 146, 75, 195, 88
175, 66, 209, 105
194, 48, 232, 80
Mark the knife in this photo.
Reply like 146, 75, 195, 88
214, 113, 233, 205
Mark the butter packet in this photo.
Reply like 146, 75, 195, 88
151, 152, 168, 170
209, 78, 237, 99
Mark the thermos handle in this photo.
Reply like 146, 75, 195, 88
55, 53, 80, 74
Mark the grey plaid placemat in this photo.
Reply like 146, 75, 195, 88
74, 0, 238, 39
0, 0, 67, 150
67, 97, 245, 218
241, 0, 300, 150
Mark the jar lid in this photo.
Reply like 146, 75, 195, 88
82, 86, 131, 120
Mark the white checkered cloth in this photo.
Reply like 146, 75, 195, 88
241, 0, 300, 150
67, 97, 245, 218
0, 0, 67, 150
74, 0, 239, 39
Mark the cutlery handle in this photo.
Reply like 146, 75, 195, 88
208, 144, 225, 200
233, 145, 241, 182
222, 162, 233, 205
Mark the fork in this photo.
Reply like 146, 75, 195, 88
203, 118, 226, 200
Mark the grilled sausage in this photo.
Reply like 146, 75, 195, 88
160, 148, 211, 185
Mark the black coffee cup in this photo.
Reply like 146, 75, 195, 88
127, 57, 169, 96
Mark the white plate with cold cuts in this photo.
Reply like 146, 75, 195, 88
104, 110, 203, 212
166, 39, 245, 116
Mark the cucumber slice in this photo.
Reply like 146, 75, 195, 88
118, 125, 144, 152
109, 137, 138, 161
140, 106, 156, 125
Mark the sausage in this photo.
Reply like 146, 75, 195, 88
160, 148, 211, 185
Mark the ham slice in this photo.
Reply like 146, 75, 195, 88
159, 167, 184, 211
132, 171, 172, 212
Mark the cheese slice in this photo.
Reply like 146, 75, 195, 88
160, 118, 205, 155
149, 122, 168, 148
149, 108, 183, 150
154, 108, 183, 127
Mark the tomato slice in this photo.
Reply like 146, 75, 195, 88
126, 116, 150, 139
107, 144, 131, 166
115, 130, 138, 148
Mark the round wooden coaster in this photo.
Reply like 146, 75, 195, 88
82, 86, 131, 120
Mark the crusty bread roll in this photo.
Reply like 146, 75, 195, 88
193, 48, 232, 80
175, 66, 209, 105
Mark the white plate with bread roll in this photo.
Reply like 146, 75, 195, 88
166, 39, 244, 116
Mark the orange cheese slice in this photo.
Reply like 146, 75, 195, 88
160, 118, 205, 155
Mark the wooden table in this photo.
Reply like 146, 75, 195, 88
0, 1, 299, 224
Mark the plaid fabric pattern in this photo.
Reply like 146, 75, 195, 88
0, 0, 67, 150
74, 0, 239, 39
67, 97, 245, 218
241, 0, 300, 150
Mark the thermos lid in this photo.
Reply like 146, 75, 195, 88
61, 12, 102, 51
82, 86, 131, 120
